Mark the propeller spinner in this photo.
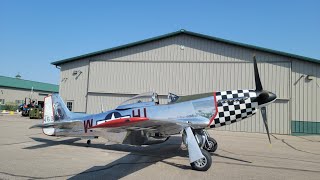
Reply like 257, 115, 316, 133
253, 56, 277, 143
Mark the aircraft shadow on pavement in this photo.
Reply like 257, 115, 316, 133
25, 136, 251, 179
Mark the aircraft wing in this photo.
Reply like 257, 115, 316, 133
90, 117, 187, 145
90, 117, 188, 135
29, 120, 82, 129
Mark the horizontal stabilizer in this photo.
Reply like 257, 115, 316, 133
30, 121, 82, 129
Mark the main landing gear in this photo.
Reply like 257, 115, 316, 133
190, 149, 212, 171
204, 137, 218, 153
182, 128, 218, 171
189, 129, 218, 153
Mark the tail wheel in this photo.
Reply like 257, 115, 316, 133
86, 140, 91, 145
204, 137, 218, 152
191, 149, 212, 171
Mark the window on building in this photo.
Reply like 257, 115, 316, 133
66, 101, 73, 111
15, 100, 24, 105
0, 99, 5, 105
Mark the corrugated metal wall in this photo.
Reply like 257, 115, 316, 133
59, 59, 89, 113
87, 60, 291, 134
58, 33, 320, 134
291, 61, 320, 134
88, 61, 290, 98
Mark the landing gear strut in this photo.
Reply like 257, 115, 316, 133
190, 129, 218, 152
182, 128, 216, 171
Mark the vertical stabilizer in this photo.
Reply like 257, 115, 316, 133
42, 94, 73, 136
43, 95, 55, 135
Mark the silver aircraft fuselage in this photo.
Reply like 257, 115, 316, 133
52, 89, 271, 141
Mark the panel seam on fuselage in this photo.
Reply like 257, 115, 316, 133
208, 92, 218, 126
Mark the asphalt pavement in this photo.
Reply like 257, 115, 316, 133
0, 114, 319, 180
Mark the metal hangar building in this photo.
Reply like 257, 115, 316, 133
0, 75, 59, 106
52, 30, 320, 135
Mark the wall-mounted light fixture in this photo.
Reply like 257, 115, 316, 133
306, 75, 314, 81
73, 70, 83, 80
73, 70, 80, 75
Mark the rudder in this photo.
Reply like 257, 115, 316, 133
42, 94, 73, 136
43, 95, 55, 135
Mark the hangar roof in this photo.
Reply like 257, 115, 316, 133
52, 29, 320, 66
0, 75, 59, 92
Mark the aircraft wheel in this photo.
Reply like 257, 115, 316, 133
86, 139, 91, 145
204, 137, 218, 152
190, 149, 212, 171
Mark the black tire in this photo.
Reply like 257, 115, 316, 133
190, 149, 212, 171
204, 137, 218, 152
86, 140, 91, 145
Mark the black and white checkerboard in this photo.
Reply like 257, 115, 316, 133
210, 89, 258, 128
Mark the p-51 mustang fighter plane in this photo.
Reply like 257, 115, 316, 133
31, 56, 276, 171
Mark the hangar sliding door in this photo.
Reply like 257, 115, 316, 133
87, 60, 291, 134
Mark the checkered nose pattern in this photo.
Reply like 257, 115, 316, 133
210, 89, 258, 128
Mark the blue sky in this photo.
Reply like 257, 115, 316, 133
1, 0, 319, 84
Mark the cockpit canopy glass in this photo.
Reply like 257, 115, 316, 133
119, 92, 180, 106
119, 92, 158, 106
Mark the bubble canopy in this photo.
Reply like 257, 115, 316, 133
119, 92, 158, 106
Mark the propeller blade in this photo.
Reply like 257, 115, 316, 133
260, 106, 271, 143
253, 56, 263, 91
